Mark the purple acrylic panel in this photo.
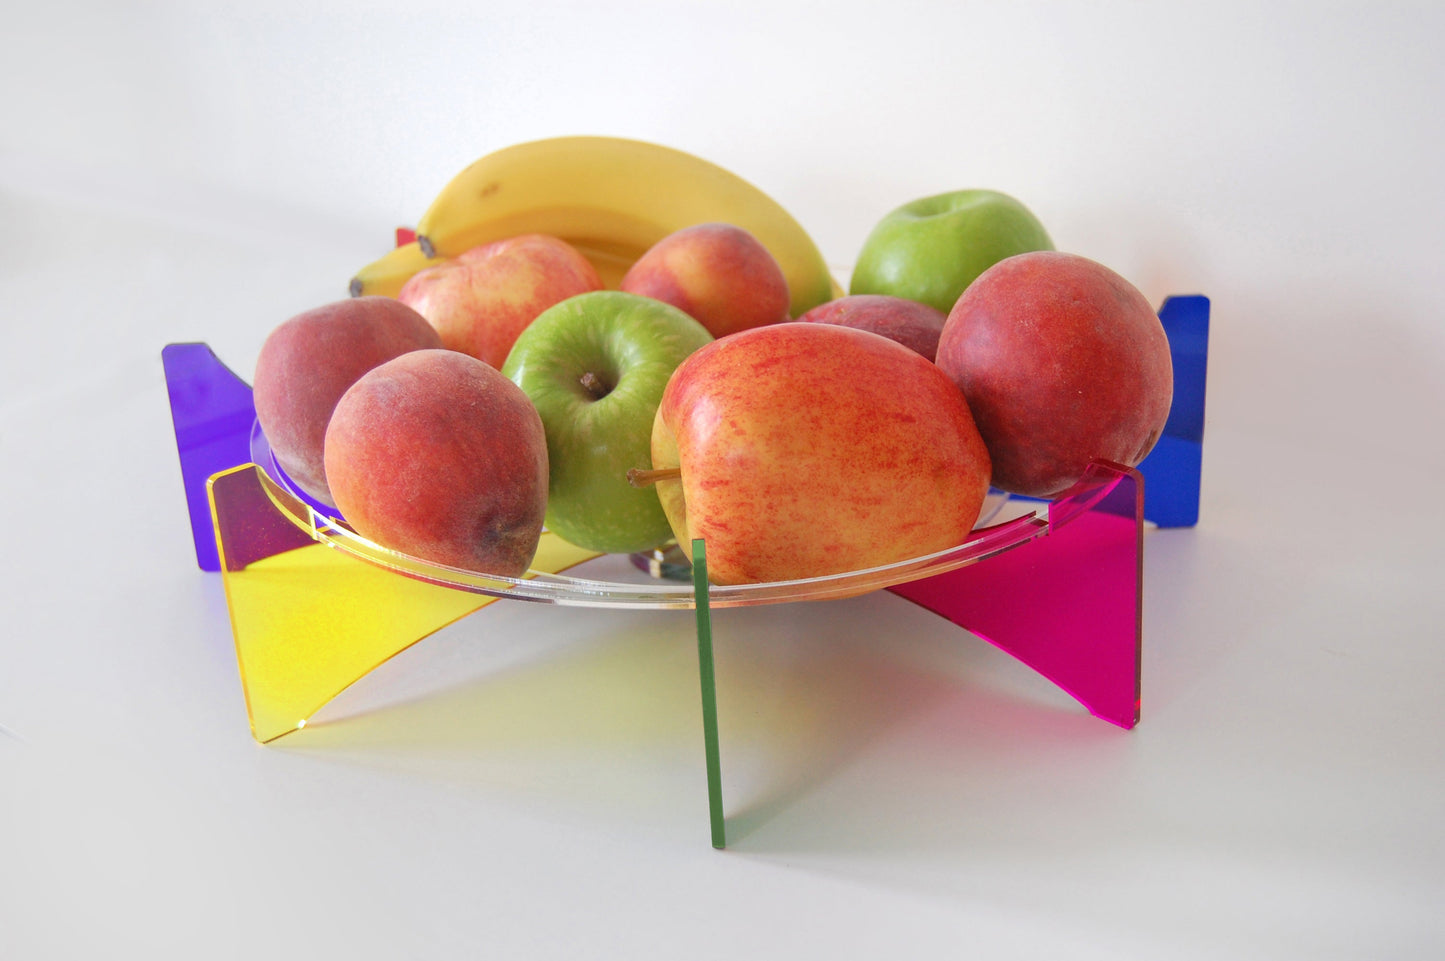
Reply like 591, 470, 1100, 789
209, 466, 317, 572
888, 463, 1143, 728
162, 344, 262, 571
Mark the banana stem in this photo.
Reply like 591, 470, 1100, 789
628, 467, 682, 488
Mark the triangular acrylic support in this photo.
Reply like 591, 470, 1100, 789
163, 343, 260, 572
163, 294, 1207, 844
889, 462, 1143, 729
204, 464, 599, 741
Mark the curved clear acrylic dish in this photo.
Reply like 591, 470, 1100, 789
247, 418, 1043, 610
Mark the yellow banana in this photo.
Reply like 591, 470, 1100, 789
352, 136, 835, 318
348, 241, 438, 298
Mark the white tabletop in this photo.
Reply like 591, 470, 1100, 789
4, 3, 1443, 958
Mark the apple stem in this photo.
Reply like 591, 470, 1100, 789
579, 371, 612, 400
627, 466, 682, 488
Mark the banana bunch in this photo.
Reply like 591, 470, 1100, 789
350, 136, 836, 318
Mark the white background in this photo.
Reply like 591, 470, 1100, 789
3, 2, 1443, 958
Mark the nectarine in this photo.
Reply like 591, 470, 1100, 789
797, 294, 947, 361
936, 251, 1173, 498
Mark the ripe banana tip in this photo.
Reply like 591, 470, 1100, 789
417, 235, 438, 259
348, 277, 364, 297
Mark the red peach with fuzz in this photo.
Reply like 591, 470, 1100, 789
323, 349, 549, 576
253, 296, 442, 507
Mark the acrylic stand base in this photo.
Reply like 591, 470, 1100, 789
163, 294, 1207, 848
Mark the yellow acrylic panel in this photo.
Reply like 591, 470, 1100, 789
207, 464, 600, 742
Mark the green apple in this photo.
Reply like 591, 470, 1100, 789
501, 290, 713, 554
849, 190, 1053, 314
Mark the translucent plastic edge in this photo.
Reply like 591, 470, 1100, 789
248, 464, 1048, 609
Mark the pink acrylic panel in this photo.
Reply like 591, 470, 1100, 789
889, 462, 1143, 728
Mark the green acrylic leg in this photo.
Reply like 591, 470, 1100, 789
692, 539, 726, 850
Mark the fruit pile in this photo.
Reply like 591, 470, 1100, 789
254, 137, 1172, 586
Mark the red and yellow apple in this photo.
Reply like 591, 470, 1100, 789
648, 322, 992, 585
323, 349, 549, 576
796, 294, 947, 362
620, 222, 791, 337
936, 251, 1173, 498
252, 296, 442, 507
397, 233, 603, 368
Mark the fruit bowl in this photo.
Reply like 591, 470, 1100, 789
163, 128, 1211, 845
164, 292, 1207, 846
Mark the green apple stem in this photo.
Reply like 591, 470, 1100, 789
627, 466, 682, 488
579, 370, 613, 400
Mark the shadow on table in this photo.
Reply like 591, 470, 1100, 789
271, 587, 1140, 852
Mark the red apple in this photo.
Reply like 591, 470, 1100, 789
649, 322, 992, 585
796, 294, 947, 361
323, 349, 549, 576
620, 222, 791, 337
935, 251, 1173, 498
253, 296, 442, 507
397, 233, 603, 368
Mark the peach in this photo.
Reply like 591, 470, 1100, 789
619, 222, 791, 337
796, 294, 947, 361
252, 296, 442, 506
397, 233, 602, 368
323, 349, 549, 576
935, 251, 1173, 498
